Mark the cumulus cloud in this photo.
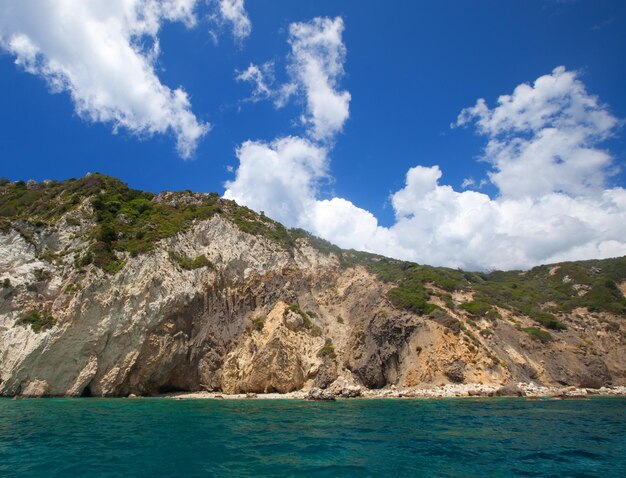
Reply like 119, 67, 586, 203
216, 0, 251, 40
0, 0, 209, 158
223, 136, 328, 227
222, 136, 400, 256
287, 17, 351, 141
236, 17, 350, 141
388, 165, 626, 270
455, 66, 619, 198
226, 66, 626, 270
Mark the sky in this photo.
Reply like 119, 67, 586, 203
1, 0, 626, 271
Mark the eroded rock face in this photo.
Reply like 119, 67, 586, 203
221, 302, 322, 394
314, 357, 338, 389
444, 360, 466, 384
307, 387, 335, 401
1, 213, 625, 397
345, 313, 420, 388
578, 358, 612, 389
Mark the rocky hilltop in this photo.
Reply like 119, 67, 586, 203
1, 174, 625, 397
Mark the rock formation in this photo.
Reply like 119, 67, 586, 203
0, 175, 625, 396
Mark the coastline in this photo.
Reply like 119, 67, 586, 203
163, 383, 626, 401
5, 383, 626, 400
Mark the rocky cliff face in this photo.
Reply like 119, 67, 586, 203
1, 175, 625, 396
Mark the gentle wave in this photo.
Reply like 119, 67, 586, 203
0, 397, 625, 477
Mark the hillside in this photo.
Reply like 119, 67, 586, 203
0, 174, 625, 397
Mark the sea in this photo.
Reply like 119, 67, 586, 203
1, 397, 625, 477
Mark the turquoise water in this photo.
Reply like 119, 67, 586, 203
1, 397, 625, 477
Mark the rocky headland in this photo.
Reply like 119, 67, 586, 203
1, 174, 625, 397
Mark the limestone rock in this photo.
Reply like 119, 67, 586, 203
283, 310, 304, 332
339, 385, 363, 398
444, 360, 466, 384
307, 387, 336, 401
314, 356, 338, 389
1, 194, 625, 397
495, 384, 525, 397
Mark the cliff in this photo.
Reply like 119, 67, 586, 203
1, 174, 625, 397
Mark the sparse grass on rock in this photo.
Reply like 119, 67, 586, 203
17, 311, 56, 333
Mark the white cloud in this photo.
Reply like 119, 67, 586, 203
387, 166, 626, 270
287, 17, 351, 141
461, 178, 475, 189
0, 0, 209, 158
217, 0, 251, 40
236, 17, 351, 141
226, 66, 626, 270
455, 66, 619, 198
223, 136, 328, 227
307, 198, 401, 255
235, 62, 274, 102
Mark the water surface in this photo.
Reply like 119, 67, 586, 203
1, 397, 625, 477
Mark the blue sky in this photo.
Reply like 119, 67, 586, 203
1, 0, 625, 270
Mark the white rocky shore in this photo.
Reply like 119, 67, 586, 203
164, 382, 626, 401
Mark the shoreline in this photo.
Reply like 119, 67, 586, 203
5, 383, 626, 400
163, 383, 626, 401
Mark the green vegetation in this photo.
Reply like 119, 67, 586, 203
323, 248, 626, 320
230, 206, 296, 247
171, 253, 213, 271
318, 338, 337, 360
472, 259, 626, 318
532, 313, 567, 330
0, 174, 316, 273
460, 300, 501, 319
387, 287, 440, 315
312, 251, 468, 316
33, 268, 51, 282
84, 176, 224, 272
16, 310, 56, 333
64, 284, 80, 294
284, 304, 322, 336
2, 175, 625, 320
2, 278, 10, 288
522, 327, 553, 343
336, 315, 344, 324
284, 303, 312, 328
253, 317, 265, 331
428, 310, 462, 333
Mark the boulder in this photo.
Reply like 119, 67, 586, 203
468, 388, 489, 397
578, 358, 612, 389
340, 386, 363, 398
314, 356, 338, 389
307, 387, 336, 401
495, 384, 525, 397
283, 310, 304, 332
444, 360, 466, 384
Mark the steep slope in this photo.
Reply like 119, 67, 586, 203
0, 175, 625, 396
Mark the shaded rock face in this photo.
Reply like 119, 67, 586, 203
314, 357, 338, 389
444, 360, 466, 384
1, 213, 626, 397
307, 387, 335, 401
345, 314, 419, 389
578, 358, 612, 389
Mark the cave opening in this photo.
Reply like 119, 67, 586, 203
157, 384, 191, 394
